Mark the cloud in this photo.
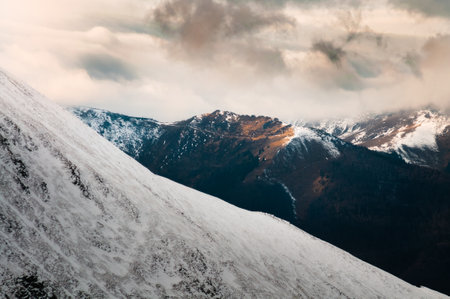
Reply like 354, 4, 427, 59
422, 34, 450, 66
306, 10, 386, 90
312, 40, 345, 66
152, 0, 293, 47
242, 45, 287, 72
78, 53, 136, 81
402, 52, 422, 78
149, 0, 294, 73
390, 0, 450, 18
1, 0, 450, 124
336, 9, 384, 46
226, 0, 363, 8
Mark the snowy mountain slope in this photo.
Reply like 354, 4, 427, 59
284, 126, 344, 160
0, 73, 446, 297
69, 106, 162, 158
310, 109, 450, 169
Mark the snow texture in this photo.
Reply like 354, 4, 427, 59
69, 107, 162, 158
367, 111, 448, 152
286, 126, 342, 159
311, 110, 449, 167
0, 68, 447, 298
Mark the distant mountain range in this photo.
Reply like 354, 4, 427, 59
308, 109, 450, 170
71, 106, 450, 295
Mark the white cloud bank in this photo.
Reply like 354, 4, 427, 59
0, 0, 450, 121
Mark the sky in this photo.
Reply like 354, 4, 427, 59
1, 0, 450, 122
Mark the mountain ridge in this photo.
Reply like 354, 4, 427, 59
308, 108, 450, 170
71, 105, 450, 295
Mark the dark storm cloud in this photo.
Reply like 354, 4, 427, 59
149, 0, 294, 73
312, 41, 345, 66
152, 0, 294, 50
79, 54, 136, 81
390, 0, 450, 18
226, 0, 362, 8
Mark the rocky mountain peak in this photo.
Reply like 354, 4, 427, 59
188, 110, 293, 140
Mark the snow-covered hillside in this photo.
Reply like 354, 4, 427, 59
310, 109, 450, 168
69, 107, 162, 158
0, 69, 446, 298
285, 126, 344, 160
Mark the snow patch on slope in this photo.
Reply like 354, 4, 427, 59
280, 183, 297, 219
286, 126, 341, 158
370, 111, 448, 152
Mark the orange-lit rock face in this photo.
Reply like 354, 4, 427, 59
196, 111, 295, 180
244, 124, 294, 180
236, 118, 294, 159
200, 111, 293, 139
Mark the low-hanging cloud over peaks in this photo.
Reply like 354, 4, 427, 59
1, 0, 450, 122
